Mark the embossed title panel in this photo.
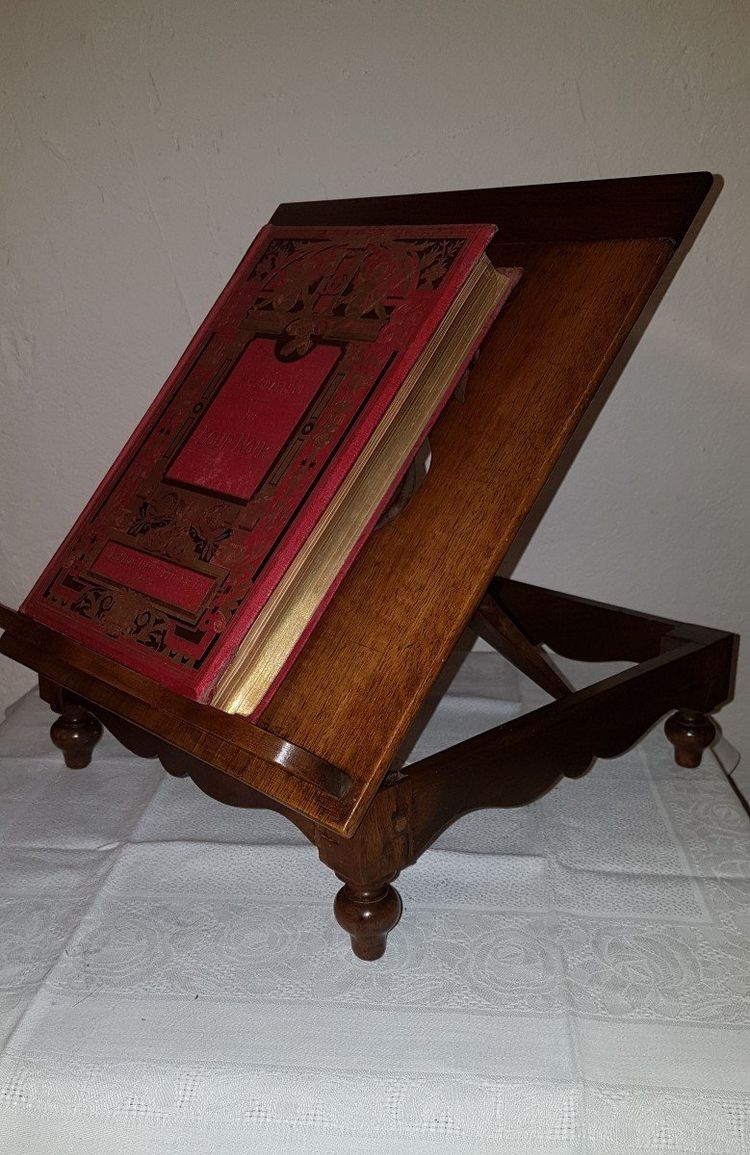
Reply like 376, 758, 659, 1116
165, 339, 343, 502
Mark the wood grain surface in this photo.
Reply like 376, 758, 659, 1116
260, 234, 674, 833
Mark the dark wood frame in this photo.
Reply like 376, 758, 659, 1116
0, 174, 738, 959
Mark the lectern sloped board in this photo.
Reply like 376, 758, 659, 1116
0, 174, 737, 960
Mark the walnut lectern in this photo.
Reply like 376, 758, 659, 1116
0, 174, 738, 960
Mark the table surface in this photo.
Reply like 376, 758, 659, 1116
0, 641, 748, 1154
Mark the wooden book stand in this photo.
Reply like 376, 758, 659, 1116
0, 174, 738, 960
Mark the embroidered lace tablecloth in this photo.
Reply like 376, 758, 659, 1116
1, 644, 748, 1154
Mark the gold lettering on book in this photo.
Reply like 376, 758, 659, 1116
91, 541, 216, 616
191, 427, 274, 459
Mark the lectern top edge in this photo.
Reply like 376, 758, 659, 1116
272, 171, 715, 246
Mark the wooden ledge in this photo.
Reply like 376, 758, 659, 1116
0, 605, 353, 819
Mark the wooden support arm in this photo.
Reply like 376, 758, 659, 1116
472, 591, 573, 700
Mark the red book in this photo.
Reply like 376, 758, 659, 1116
22, 224, 519, 716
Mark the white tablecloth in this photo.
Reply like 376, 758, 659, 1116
0, 644, 748, 1154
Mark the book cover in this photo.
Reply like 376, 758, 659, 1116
22, 223, 511, 708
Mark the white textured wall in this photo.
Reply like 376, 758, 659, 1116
1, 1, 748, 750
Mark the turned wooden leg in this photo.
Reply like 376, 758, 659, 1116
51, 702, 103, 768
665, 709, 716, 768
334, 874, 403, 961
